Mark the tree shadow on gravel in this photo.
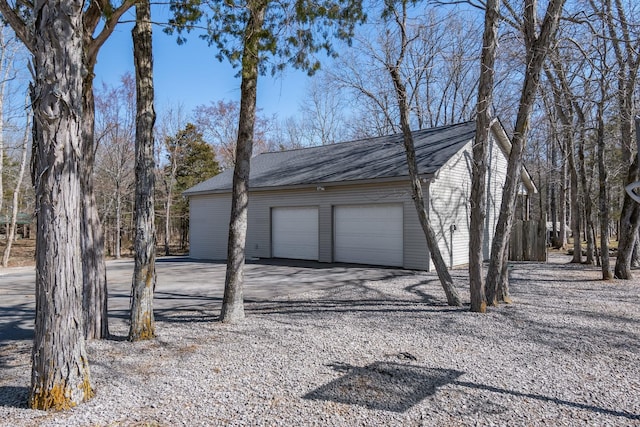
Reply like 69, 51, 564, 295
454, 381, 640, 421
305, 361, 640, 421
0, 386, 29, 408
0, 303, 34, 342
304, 361, 463, 412
246, 298, 462, 317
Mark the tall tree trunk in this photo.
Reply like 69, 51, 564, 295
129, 0, 157, 341
550, 143, 559, 247
567, 130, 582, 263
387, 2, 461, 306
2, 103, 30, 267
559, 152, 568, 249
0, 30, 9, 223
80, 0, 135, 340
471, 0, 500, 311
486, 0, 565, 294
615, 116, 640, 278
115, 183, 122, 259
220, 2, 266, 323
597, 98, 612, 279
576, 107, 595, 264
164, 178, 172, 255
496, 242, 512, 303
30, 0, 92, 409
80, 69, 109, 339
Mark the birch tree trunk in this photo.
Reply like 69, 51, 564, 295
387, 2, 461, 306
220, 2, 266, 323
29, 0, 92, 409
486, 0, 565, 296
471, 0, 500, 311
2, 102, 30, 267
129, 0, 157, 341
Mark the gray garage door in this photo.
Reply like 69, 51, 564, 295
271, 207, 319, 260
334, 204, 403, 267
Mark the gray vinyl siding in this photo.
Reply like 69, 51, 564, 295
188, 131, 511, 270
428, 140, 474, 268
189, 195, 231, 260
484, 131, 509, 258
189, 181, 429, 270
318, 204, 333, 263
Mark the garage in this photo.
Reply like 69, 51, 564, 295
334, 204, 404, 267
271, 207, 319, 260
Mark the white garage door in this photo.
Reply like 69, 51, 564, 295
272, 207, 319, 260
334, 204, 403, 267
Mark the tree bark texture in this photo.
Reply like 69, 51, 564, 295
545, 61, 581, 262
79, 0, 135, 339
386, 26, 461, 305
471, 0, 499, 311
576, 108, 595, 264
597, 102, 613, 279
566, 128, 582, 263
164, 178, 172, 256
559, 157, 568, 249
30, 0, 92, 409
606, 0, 640, 279
80, 67, 109, 339
129, 0, 157, 341
486, 0, 565, 294
220, 3, 266, 323
550, 143, 559, 247
614, 116, 640, 278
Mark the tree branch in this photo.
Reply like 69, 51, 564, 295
0, 0, 33, 51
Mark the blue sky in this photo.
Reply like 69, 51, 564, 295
94, 5, 312, 120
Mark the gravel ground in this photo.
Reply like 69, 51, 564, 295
1, 254, 639, 426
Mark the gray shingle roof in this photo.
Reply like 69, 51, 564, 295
184, 121, 476, 195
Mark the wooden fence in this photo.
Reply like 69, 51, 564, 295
509, 218, 547, 261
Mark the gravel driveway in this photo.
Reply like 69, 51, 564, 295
1, 254, 639, 426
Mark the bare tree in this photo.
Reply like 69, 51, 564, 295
194, 100, 272, 168
325, 8, 481, 138
156, 104, 188, 256
2, 97, 30, 267
300, 77, 348, 145
598, 0, 640, 279
386, 0, 461, 306
485, 0, 566, 300
95, 77, 136, 259
79, 0, 135, 339
0, 0, 94, 409
469, 0, 500, 312
129, 0, 157, 341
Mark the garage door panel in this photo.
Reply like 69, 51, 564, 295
334, 204, 403, 267
272, 207, 318, 260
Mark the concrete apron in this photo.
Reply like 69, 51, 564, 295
0, 257, 414, 341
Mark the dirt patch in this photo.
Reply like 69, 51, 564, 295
0, 239, 189, 268
0, 239, 35, 267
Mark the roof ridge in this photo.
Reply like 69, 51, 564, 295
260, 120, 475, 156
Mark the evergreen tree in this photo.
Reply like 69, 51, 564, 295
166, 0, 365, 323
